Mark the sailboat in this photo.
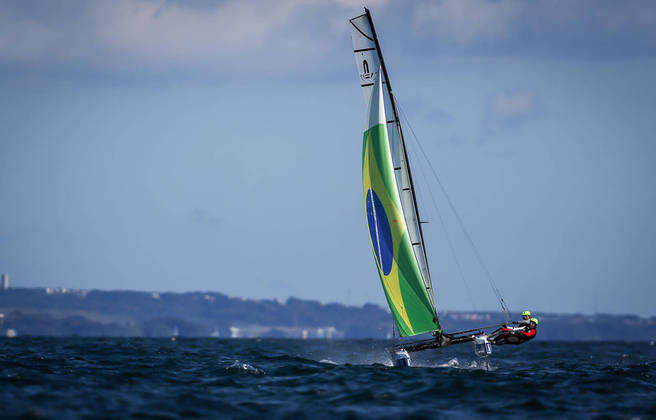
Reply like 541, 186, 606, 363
350, 8, 506, 366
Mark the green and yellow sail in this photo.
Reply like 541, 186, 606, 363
351, 9, 440, 337
361, 70, 439, 336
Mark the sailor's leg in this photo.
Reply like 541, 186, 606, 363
489, 328, 507, 345
491, 335, 506, 345
505, 333, 523, 344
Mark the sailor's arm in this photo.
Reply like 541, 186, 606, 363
520, 328, 536, 338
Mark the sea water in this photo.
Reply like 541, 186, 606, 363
1, 337, 654, 418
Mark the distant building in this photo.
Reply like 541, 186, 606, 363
1, 274, 8, 290
230, 327, 241, 338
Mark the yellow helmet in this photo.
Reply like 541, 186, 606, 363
521, 310, 531, 317
530, 317, 539, 326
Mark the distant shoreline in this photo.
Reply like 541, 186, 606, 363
1, 288, 654, 341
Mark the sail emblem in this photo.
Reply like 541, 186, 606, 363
360, 59, 377, 82
366, 188, 394, 275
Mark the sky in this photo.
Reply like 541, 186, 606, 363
1, 0, 655, 316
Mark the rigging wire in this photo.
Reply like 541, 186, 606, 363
395, 98, 512, 323
404, 137, 478, 311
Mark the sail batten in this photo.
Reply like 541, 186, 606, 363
353, 9, 440, 337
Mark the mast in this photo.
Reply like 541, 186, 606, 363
352, 9, 510, 348
363, 8, 437, 316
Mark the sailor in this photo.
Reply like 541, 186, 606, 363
490, 316, 538, 345
518, 310, 532, 326
523, 317, 538, 341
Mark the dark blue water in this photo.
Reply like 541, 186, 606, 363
1, 338, 654, 419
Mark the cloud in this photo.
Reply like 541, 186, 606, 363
88, 1, 298, 60
423, 108, 454, 124
479, 90, 539, 138
412, 0, 656, 59
0, 0, 387, 75
0, 14, 56, 61
191, 208, 220, 226
414, 0, 524, 44
490, 91, 535, 120
1, 0, 654, 81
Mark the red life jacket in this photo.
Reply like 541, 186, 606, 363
521, 328, 536, 339
500, 326, 536, 340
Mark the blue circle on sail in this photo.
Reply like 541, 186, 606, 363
366, 189, 393, 275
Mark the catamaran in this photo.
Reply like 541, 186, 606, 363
350, 8, 513, 367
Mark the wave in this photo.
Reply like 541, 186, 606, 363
225, 360, 265, 376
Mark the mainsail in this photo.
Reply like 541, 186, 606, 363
353, 9, 440, 337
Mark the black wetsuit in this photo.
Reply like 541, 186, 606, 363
490, 324, 536, 345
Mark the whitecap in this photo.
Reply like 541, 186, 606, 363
226, 360, 265, 375
436, 358, 460, 368
467, 358, 496, 371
